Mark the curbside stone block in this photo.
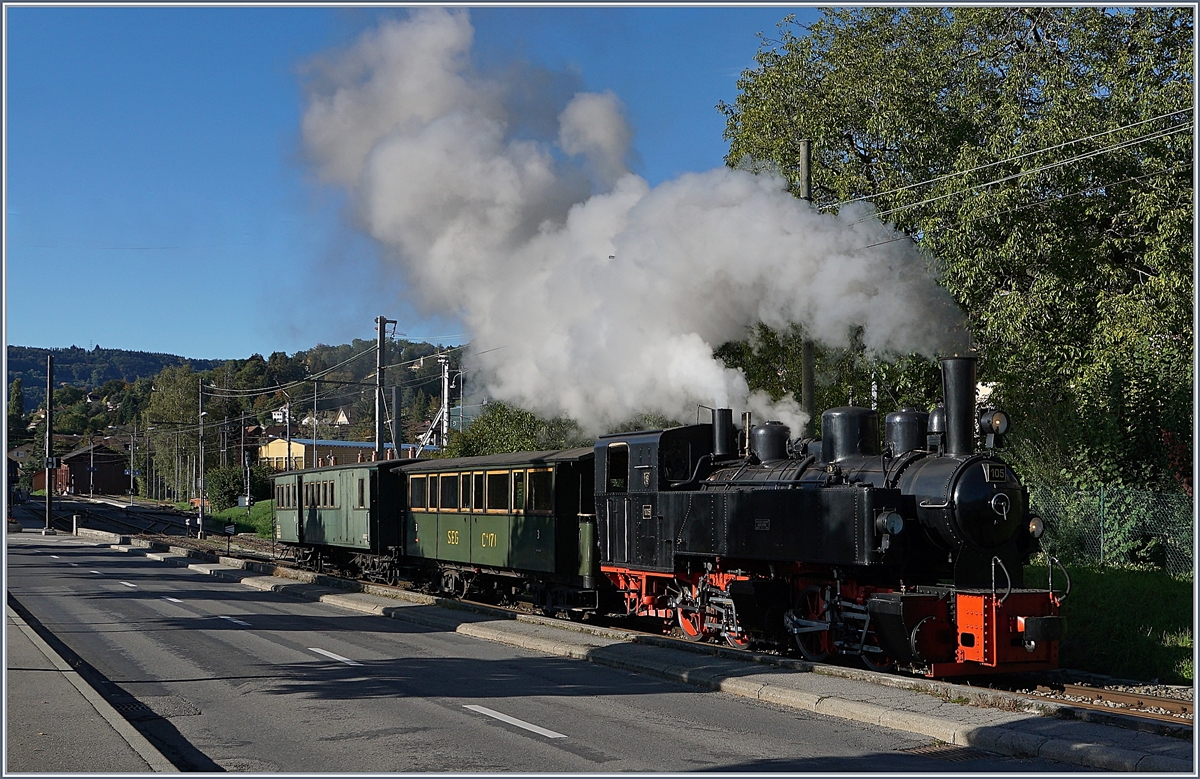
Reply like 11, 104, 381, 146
814, 697, 885, 726
958, 725, 1045, 757
756, 685, 823, 712
1136, 754, 1195, 772
878, 710, 961, 743
1039, 739, 1144, 772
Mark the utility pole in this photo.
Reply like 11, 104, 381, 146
390, 385, 399, 451
797, 138, 817, 438
312, 378, 318, 468
43, 356, 55, 535
129, 420, 136, 507
198, 379, 206, 539
375, 315, 396, 459
439, 353, 450, 447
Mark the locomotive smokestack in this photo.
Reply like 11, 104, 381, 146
942, 355, 977, 456
712, 408, 735, 459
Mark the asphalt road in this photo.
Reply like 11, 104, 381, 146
6, 534, 1080, 772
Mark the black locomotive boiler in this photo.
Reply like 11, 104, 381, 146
273, 354, 1065, 678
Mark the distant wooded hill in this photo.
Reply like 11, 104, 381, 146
8, 345, 226, 411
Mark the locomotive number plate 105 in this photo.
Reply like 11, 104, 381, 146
983, 463, 1007, 483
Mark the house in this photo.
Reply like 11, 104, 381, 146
7, 442, 37, 468
257, 438, 435, 471
271, 405, 291, 424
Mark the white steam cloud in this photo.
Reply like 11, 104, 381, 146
302, 9, 969, 435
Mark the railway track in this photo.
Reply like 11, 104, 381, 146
1022, 683, 1193, 725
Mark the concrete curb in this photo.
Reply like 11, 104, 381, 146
6, 606, 178, 772
116, 539, 1194, 773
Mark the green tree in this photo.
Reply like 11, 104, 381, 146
7, 378, 28, 445
444, 402, 588, 457
720, 7, 1193, 490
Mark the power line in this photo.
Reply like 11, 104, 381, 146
852, 121, 1192, 224
824, 107, 1193, 211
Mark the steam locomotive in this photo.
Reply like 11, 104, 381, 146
273, 355, 1066, 677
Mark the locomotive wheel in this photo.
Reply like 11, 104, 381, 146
676, 607, 707, 641
723, 628, 751, 649
792, 586, 831, 662
860, 649, 895, 673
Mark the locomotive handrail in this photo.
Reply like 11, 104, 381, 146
918, 499, 951, 509
991, 555, 1012, 604
1048, 554, 1072, 604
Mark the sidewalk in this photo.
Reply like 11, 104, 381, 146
5, 605, 177, 773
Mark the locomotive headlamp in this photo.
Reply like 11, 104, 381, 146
978, 408, 1011, 436
1028, 514, 1045, 539
875, 511, 905, 535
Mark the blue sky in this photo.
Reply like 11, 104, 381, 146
5, 5, 819, 360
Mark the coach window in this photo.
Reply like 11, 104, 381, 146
441, 474, 459, 512
528, 469, 553, 513
329, 481, 336, 507
486, 471, 509, 512
607, 444, 629, 492
357, 478, 366, 509
460, 474, 472, 511
512, 471, 525, 513
473, 473, 485, 511
410, 476, 427, 511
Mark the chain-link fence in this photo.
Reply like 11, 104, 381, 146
1029, 486, 1194, 575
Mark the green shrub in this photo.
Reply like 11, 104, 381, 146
1025, 563, 1193, 684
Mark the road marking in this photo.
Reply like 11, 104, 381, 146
120, 582, 137, 588
161, 597, 183, 603
308, 647, 362, 666
463, 705, 567, 739
219, 616, 251, 626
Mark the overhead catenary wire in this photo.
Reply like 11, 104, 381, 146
823, 107, 1193, 212
848, 120, 1193, 225
846, 160, 1193, 254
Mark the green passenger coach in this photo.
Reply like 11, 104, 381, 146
271, 448, 598, 614
400, 448, 597, 611
273, 461, 405, 582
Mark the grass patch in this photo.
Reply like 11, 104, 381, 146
1025, 563, 1193, 684
209, 500, 276, 538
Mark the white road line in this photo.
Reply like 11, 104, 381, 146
463, 705, 567, 739
219, 616, 251, 626
161, 597, 183, 603
119, 582, 137, 588
308, 647, 362, 666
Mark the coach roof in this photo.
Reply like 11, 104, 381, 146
392, 447, 594, 473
